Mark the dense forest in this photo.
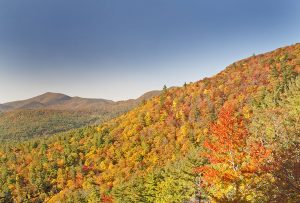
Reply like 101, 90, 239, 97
0, 43, 299, 202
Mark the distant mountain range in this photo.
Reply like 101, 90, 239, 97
0, 91, 161, 140
0, 91, 161, 112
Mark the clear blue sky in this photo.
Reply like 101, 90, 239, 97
0, 0, 300, 103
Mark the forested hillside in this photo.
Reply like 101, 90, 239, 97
0, 91, 160, 140
0, 43, 299, 202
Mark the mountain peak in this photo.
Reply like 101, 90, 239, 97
40, 92, 70, 98
32, 92, 71, 105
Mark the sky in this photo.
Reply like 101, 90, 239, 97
0, 0, 300, 103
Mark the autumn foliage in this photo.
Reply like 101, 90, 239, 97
0, 43, 299, 202
197, 103, 271, 201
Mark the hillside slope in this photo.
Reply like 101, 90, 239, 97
0, 43, 299, 202
0, 91, 160, 140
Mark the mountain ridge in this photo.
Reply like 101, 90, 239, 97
0, 90, 161, 140
1, 90, 161, 112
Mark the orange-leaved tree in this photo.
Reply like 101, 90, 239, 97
197, 102, 271, 202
